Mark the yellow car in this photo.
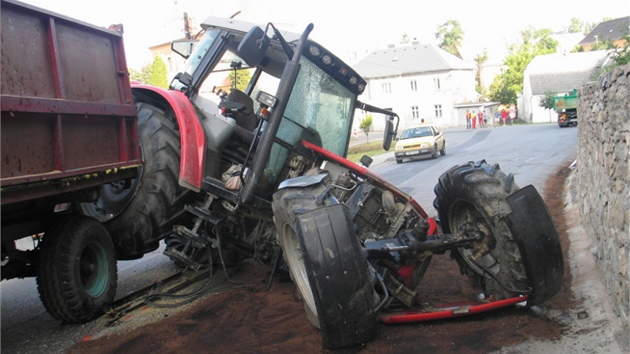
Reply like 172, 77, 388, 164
394, 125, 445, 164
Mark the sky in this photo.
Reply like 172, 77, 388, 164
20, 0, 630, 69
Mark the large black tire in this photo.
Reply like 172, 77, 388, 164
85, 103, 190, 259
439, 141, 446, 156
37, 215, 117, 323
272, 183, 379, 349
433, 160, 547, 303
431, 144, 439, 159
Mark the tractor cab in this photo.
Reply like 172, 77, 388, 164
170, 17, 382, 201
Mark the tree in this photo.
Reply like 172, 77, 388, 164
568, 18, 583, 33
591, 39, 616, 51
149, 56, 168, 89
228, 68, 252, 92
474, 50, 489, 98
359, 114, 373, 144
539, 91, 556, 110
609, 33, 630, 67
129, 66, 151, 84
435, 20, 464, 59
488, 27, 558, 104
129, 56, 169, 88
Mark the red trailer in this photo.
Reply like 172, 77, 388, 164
1, 0, 142, 322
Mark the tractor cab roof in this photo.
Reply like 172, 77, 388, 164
198, 16, 366, 95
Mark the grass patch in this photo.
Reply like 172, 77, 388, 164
346, 141, 387, 162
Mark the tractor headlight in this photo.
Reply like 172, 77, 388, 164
256, 91, 277, 108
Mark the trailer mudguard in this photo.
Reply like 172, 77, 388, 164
131, 84, 206, 191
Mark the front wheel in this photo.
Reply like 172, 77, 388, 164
433, 160, 563, 305
272, 182, 379, 349
431, 144, 439, 159
37, 215, 117, 322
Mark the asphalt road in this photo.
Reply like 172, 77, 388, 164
0, 123, 579, 353
370, 123, 577, 214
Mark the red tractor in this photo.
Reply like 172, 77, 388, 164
2, 2, 563, 348
110, 17, 561, 348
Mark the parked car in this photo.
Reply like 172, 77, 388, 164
394, 125, 445, 163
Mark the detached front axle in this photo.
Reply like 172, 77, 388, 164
365, 232, 480, 258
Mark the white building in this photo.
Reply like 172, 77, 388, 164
521, 51, 611, 123
352, 42, 477, 131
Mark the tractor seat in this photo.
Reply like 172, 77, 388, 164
225, 89, 258, 131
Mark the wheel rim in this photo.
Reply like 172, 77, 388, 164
451, 202, 498, 277
281, 224, 317, 315
79, 242, 110, 298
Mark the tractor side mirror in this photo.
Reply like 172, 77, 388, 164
238, 26, 269, 66
171, 40, 198, 59
383, 118, 395, 151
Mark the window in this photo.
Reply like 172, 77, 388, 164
433, 78, 441, 90
411, 106, 419, 118
381, 82, 391, 94
410, 80, 417, 92
434, 104, 443, 118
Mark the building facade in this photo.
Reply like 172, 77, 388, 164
352, 43, 477, 131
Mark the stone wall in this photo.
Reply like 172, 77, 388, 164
576, 63, 629, 329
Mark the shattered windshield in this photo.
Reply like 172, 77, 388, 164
278, 59, 355, 155
265, 57, 356, 186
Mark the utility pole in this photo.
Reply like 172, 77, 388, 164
183, 12, 192, 40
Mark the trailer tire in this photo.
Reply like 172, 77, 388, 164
96, 103, 189, 259
37, 215, 117, 323
272, 183, 379, 349
433, 161, 533, 302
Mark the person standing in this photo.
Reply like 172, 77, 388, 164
466, 110, 471, 129
471, 110, 477, 129
501, 108, 508, 126
509, 104, 516, 125
477, 110, 485, 128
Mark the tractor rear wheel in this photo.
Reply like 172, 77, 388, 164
83, 102, 190, 259
433, 160, 563, 305
272, 182, 379, 349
